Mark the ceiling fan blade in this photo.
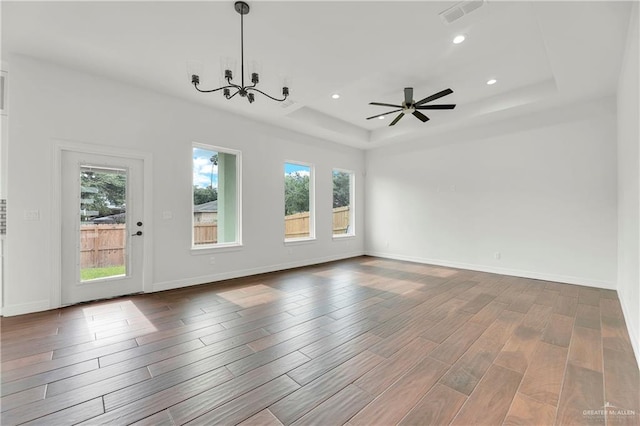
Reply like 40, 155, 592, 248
389, 113, 404, 126
416, 104, 456, 110
404, 87, 413, 105
369, 102, 403, 108
415, 88, 454, 106
412, 111, 430, 122
366, 109, 402, 120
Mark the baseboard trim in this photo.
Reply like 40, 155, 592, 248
365, 251, 616, 289
152, 251, 365, 293
618, 295, 640, 369
2, 299, 51, 317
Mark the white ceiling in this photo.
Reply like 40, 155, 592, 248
1, 1, 633, 149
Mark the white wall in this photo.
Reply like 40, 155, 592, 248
617, 3, 640, 362
366, 98, 618, 288
3, 55, 364, 315
0, 60, 7, 315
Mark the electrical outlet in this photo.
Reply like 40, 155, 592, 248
494, 252, 501, 260
23, 209, 40, 221
209, 256, 215, 265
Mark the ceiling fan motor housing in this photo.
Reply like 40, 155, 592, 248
367, 88, 456, 126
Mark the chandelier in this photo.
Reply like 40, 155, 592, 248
190, 1, 289, 103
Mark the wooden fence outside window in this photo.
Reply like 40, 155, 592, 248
80, 224, 126, 268
81, 207, 351, 260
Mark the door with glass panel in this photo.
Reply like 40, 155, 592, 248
61, 151, 144, 305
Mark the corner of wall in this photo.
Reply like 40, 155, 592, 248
616, 0, 640, 367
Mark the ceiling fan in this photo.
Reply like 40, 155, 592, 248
366, 87, 456, 126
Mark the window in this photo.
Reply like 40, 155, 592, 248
333, 169, 354, 237
192, 144, 241, 248
80, 165, 127, 281
284, 162, 314, 240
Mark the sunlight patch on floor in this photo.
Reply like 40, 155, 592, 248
82, 300, 157, 338
360, 258, 459, 278
218, 284, 288, 309
353, 272, 426, 294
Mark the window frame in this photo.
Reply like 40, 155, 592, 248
191, 142, 242, 251
284, 160, 315, 243
332, 168, 355, 239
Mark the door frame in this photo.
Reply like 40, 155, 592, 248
51, 139, 153, 309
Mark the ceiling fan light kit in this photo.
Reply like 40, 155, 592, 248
190, 1, 289, 103
367, 87, 456, 126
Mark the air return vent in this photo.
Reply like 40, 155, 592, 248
439, 0, 486, 24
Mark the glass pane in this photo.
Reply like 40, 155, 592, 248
284, 162, 311, 239
333, 170, 352, 235
193, 146, 237, 246
80, 166, 127, 281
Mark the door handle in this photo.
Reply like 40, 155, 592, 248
131, 231, 143, 236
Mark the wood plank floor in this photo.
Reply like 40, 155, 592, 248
1, 256, 638, 425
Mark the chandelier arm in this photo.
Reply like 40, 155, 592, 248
247, 87, 288, 102
226, 89, 241, 99
193, 83, 239, 94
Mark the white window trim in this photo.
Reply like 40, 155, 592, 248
190, 243, 243, 255
284, 160, 316, 242
284, 237, 316, 246
191, 142, 242, 251
332, 168, 355, 238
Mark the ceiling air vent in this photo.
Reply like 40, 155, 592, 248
439, 0, 486, 24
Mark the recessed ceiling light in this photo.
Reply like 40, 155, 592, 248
331, 93, 340, 99
453, 34, 466, 44
378, 116, 385, 120
486, 79, 497, 85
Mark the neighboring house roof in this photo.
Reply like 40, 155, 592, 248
93, 212, 126, 224
80, 186, 99, 194
194, 200, 217, 213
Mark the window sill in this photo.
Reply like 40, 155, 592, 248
284, 237, 316, 246
332, 234, 356, 240
190, 243, 243, 255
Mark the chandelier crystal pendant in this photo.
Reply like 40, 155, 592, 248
191, 1, 289, 103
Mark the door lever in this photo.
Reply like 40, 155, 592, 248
131, 231, 143, 236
